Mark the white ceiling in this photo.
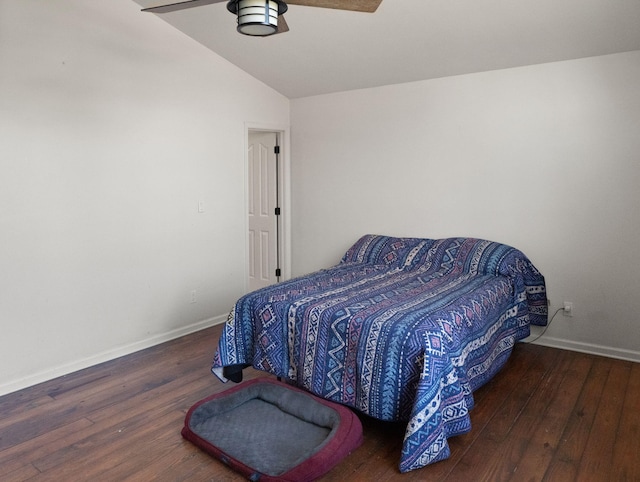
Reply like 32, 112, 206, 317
134, 0, 640, 99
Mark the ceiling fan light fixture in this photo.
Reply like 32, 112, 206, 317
227, 0, 288, 36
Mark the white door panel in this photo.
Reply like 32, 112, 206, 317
248, 131, 279, 291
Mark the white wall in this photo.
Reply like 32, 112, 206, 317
0, 0, 289, 395
290, 51, 640, 361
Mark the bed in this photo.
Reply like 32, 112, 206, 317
212, 235, 547, 472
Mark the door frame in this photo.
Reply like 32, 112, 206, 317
243, 122, 291, 292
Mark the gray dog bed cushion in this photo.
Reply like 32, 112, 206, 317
182, 378, 363, 481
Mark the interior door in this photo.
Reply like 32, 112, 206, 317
248, 131, 280, 291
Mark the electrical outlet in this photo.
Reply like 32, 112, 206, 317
190, 289, 197, 304
563, 301, 573, 317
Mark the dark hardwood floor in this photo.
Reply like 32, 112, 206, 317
1, 324, 638, 481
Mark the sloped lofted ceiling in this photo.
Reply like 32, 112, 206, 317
134, 0, 640, 99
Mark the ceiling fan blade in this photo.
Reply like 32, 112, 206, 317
142, 0, 226, 14
286, 0, 382, 13
276, 15, 290, 34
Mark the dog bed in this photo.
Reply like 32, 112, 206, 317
182, 378, 363, 481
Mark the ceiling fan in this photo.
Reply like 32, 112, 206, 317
142, 0, 382, 37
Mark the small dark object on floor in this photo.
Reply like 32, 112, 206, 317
182, 378, 363, 481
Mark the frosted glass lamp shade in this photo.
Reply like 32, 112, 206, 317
236, 0, 281, 36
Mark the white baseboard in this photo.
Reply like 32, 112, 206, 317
529, 336, 640, 364
0, 314, 228, 397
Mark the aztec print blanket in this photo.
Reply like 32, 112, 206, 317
212, 235, 547, 472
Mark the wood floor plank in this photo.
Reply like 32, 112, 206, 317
611, 362, 640, 481
505, 350, 593, 480
0, 393, 56, 422
0, 324, 638, 481
0, 330, 221, 452
324, 418, 406, 481
78, 414, 189, 480
0, 418, 94, 476
119, 439, 227, 481
442, 344, 562, 481
466, 348, 578, 482
542, 355, 612, 481
29, 376, 215, 474
31, 409, 184, 480
576, 359, 631, 480
0, 365, 205, 455
1, 462, 40, 482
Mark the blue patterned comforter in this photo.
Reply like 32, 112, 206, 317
212, 235, 547, 472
